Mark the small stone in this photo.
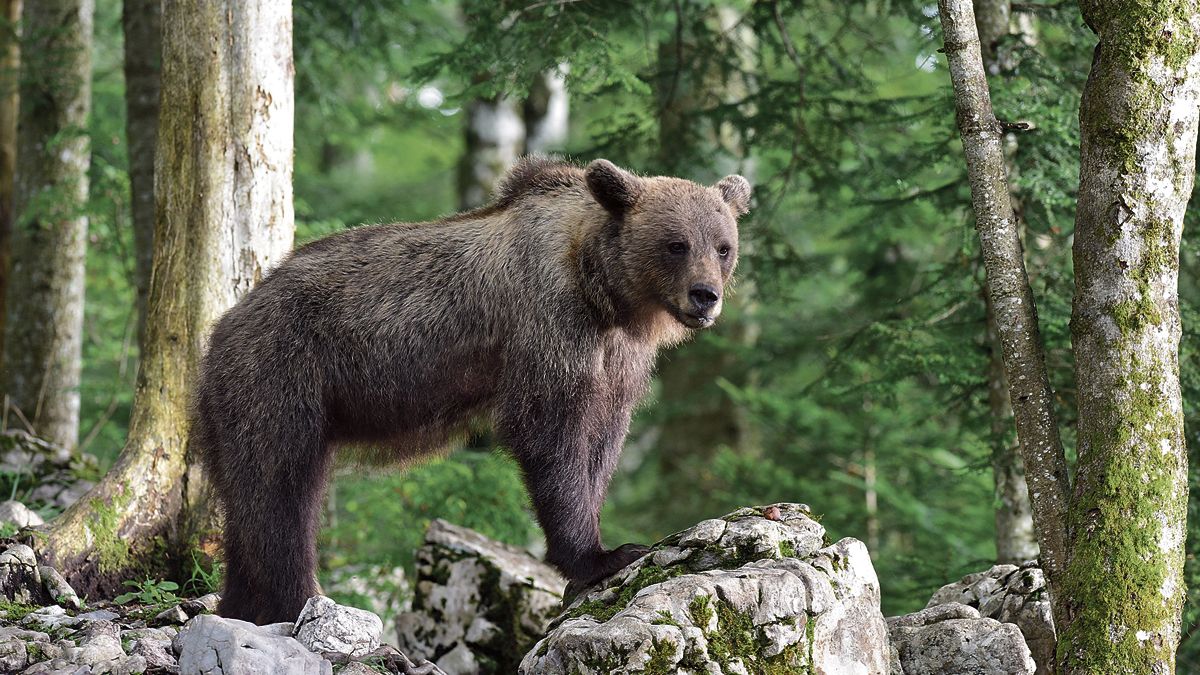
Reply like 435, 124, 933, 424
39, 566, 82, 610
763, 505, 782, 521
887, 602, 980, 629
152, 605, 189, 627
0, 500, 43, 527
677, 518, 726, 547
0, 544, 43, 604
179, 593, 220, 618
293, 596, 382, 658
129, 635, 178, 673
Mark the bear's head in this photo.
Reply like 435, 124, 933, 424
585, 159, 751, 331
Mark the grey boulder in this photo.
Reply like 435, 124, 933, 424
926, 563, 1055, 675
396, 519, 565, 675
520, 503, 890, 675
888, 602, 1036, 675
174, 614, 332, 675
293, 596, 382, 658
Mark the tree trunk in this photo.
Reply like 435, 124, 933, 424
0, 0, 20, 369
2, 0, 92, 452
971, 0, 1039, 565
122, 0, 161, 352
936, 0, 1071, 605
523, 66, 568, 155
1058, 3, 1200, 672
37, 0, 294, 597
457, 95, 524, 210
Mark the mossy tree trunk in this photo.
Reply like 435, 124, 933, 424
936, 0, 1072, 615
2, 0, 92, 452
122, 0, 160, 351
1058, 3, 1199, 672
37, 0, 294, 597
971, 0, 1039, 565
0, 0, 20, 368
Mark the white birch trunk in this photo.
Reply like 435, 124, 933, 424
2, 0, 92, 453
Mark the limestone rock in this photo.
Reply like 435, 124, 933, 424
520, 503, 890, 675
0, 500, 43, 528
888, 602, 1035, 675
39, 565, 82, 611
396, 519, 566, 674
294, 595, 382, 658
174, 614, 332, 675
0, 544, 44, 604
926, 562, 1054, 675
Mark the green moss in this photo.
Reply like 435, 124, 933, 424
707, 597, 757, 665
0, 600, 38, 621
688, 594, 714, 628
88, 490, 134, 574
644, 638, 678, 675
779, 541, 796, 558
563, 564, 685, 622
651, 609, 679, 627
1059, 354, 1185, 672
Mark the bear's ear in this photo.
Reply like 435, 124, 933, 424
586, 159, 643, 218
715, 175, 752, 217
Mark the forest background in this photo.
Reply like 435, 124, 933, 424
8, 0, 1200, 667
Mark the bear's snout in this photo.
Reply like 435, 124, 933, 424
688, 284, 721, 313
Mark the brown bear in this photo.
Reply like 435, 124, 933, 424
192, 156, 751, 624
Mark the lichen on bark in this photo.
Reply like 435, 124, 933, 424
1061, 0, 1200, 672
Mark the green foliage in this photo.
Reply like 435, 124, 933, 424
321, 452, 535, 574
61, 2, 1200, 665
182, 551, 224, 598
113, 578, 179, 606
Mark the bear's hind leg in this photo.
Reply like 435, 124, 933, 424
211, 409, 332, 625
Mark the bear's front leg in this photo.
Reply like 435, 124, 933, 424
498, 383, 648, 590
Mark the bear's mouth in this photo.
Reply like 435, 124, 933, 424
666, 302, 717, 329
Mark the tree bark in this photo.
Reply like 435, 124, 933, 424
523, 66, 568, 155
122, 0, 161, 352
2, 0, 93, 453
971, 0, 1039, 565
0, 0, 20, 368
936, 0, 1071, 602
1058, 3, 1200, 672
37, 0, 294, 597
457, 95, 524, 210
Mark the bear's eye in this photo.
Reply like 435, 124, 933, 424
667, 242, 688, 255
718, 245, 731, 257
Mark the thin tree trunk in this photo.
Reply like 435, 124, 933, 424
2, 0, 93, 453
523, 66, 568, 155
123, 0, 161, 352
971, 0, 1039, 565
37, 0, 294, 596
936, 0, 1071, 607
457, 95, 524, 210
1058, 3, 1200, 671
0, 0, 20, 368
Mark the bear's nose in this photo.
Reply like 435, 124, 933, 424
688, 284, 720, 312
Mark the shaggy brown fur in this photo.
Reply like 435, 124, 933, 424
193, 157, 751, 624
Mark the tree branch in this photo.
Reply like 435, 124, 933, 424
936, 0, 1072, 591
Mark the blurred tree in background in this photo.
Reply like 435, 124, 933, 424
15, 0, 1200, 666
